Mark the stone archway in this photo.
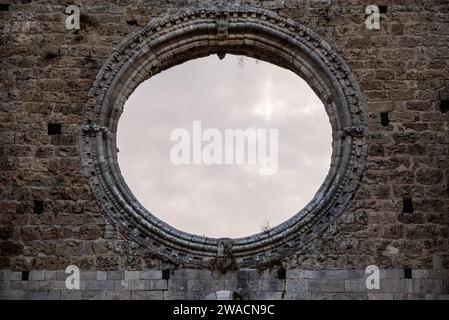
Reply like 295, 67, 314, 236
80, 6, 368, 268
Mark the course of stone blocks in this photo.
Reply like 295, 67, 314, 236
1, 0, 448, 299
1, 268, 448, 300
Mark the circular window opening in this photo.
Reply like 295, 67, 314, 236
81, 7, 367, 267
117, 54, 332, 238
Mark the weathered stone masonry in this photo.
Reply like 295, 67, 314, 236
1, 0, 449, 299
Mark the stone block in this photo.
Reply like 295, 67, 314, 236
428, 269, 449, 279
163, 291, 187, 300
107, 271, 125, 280
147, 291, 165, 300
407, 293, 426, 300
56, 271, 67, 281
146, 279, 168, 291
378, 269, 388, 279
168, 278, 187, 291
309, 279, 345, 293
53, 280, 68, 290
325, 269, 358, 280
379, 279, 400, 293
3, 271, 21, 281
81, 290, 106, 300
130, 290, 147, 300
248, 279, 283, 291
186, 279, 208, 292
25, 290, 50, 300
0, 281, 11, 290
104, 291, 131, 300
29, 270, 45, 281
275, 291, 293, 300
44, 271, 57, 280
287, 270, 321, 279
368, 293, 394, 300
11, 280, 28, 290
400, 279, 421, 294
48, 290, 61, 300
28, 280, 52, 290
216, 290, 233, 300
386, 269, 404, 279
85, 280, 115, 291
419, 279, 444, 294
82, 271, 97, 280
344, 279, 367, 293
115, 280, 128, 290
171, 269, 203, 280
131, 291, 164, 300
394, 293, 407, 300
433, 256, 443, 269
141, 270, 162, 280
0, 290, 25, 300
60, 290, 81, 300
412, 270, 428, 279
285, 279, 308, 295
254, 269, 275, 279
324, 293, 368, 300
211, 270, 235, 280
124, 271, 140, 280
96, 271, 107, 280
250, 291, 276, 300
240, 269, 259, 280
310, 293, 338, 300
128, 279, 146, 290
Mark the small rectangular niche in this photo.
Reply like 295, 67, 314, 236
126, 19, 138, 26
380, 112, 389, 126
162, 269, 170, 280
404, 268, 412, 279
33, 200, 44, 215
47, 123, 62, 135
277, 268, 286, 280
402, 197, 413, 214
379, 5, 388, 14
0, 4, 10, 11
440, 100, 449, 114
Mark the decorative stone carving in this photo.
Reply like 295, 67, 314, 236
80, 6, 368, 269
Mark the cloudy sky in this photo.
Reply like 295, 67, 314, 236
117, 54, 332, 238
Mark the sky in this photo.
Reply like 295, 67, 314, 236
117, 54, 332, 238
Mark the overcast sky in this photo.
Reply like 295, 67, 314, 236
117, 54, 332, 238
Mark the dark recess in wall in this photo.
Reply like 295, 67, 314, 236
403, 197, 413, 214
22, 271, 29, 281
440, 100, 449, 113
404, 268, 412, 279
48, 123, 62, 135
162, 269, 170, 280
380, 112, 389, 126
33, 200, 44, 215
379, 5, 388, 14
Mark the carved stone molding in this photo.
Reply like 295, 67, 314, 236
80, 6, 368, 268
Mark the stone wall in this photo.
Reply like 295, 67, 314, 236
1, 0, 449, 299
1, 268, 449, 300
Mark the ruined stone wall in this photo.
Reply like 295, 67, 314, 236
0, 0, 448, 299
